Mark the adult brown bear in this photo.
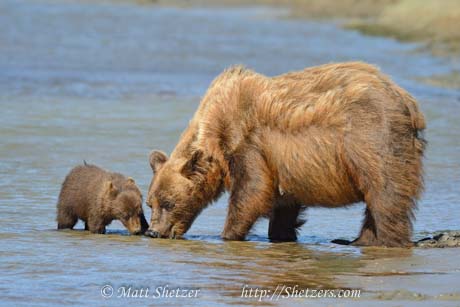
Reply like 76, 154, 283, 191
145, 62, 426, 247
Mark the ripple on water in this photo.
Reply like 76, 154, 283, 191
0, 0, 459, 306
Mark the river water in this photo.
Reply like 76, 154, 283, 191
1, 0, 459, 306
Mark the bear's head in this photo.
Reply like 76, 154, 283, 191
103, 178, 146, 235
145, 149, 224, 239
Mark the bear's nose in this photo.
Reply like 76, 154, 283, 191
145, 230, 160, 238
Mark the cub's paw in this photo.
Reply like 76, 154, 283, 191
221, 231, 245, 241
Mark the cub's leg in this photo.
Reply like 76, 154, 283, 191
87, 217, 106, 234
57, 202, 78, 230
268, 196, 304, 242
221, 150, 274, 241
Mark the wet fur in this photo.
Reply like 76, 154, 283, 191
148, 62, 426, 247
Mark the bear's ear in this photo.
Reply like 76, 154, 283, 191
105, 181, 118, 198
149, 150, 168, 174
181, 150, 204, 179
127, 177, 136, 185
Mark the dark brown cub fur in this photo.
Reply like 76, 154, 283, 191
56, 164, 148, 234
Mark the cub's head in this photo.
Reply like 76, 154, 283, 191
103, 178, 147, 235
145, 150, 224, 239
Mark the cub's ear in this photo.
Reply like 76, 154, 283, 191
181, 150, 204, 178
105, 181, 118, 197
126, 177, 136, 185
149, 150, 168, 173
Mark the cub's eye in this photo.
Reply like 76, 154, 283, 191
160, 200, 175, 211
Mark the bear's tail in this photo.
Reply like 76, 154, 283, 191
395, 90, 427, 202
403, 92, 427, 154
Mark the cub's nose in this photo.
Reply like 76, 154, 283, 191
145, 230, 160, 238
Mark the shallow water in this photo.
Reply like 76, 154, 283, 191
0, 0, 459, 306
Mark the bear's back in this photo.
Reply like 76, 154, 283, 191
58, 164, 109, 215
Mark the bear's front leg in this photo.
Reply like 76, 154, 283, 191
222, 191, 273, 240
222, 196, 262, 241
221, 151, 274, 241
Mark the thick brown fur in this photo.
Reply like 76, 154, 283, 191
57, 164, 149, 235
146, 62, 426, 247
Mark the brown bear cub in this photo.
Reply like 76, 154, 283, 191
57, 163, 149, 235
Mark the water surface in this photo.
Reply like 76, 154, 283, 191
1, 0, 459, 306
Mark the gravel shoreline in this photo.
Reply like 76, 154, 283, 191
416, 231, 460, 248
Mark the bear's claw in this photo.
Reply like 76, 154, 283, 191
145, 230, 160, 238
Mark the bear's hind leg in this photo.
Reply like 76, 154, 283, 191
341, 139, 417, 247
268, 199, 304, 242
332, 208, 377, 246
353, 188, 414, 247
350, 208, 378, 246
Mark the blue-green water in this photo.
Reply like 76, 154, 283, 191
1, 0, 459, 306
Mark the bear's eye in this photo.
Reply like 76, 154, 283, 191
160, 200, 175, 211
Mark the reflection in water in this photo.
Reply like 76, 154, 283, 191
145, 239, 365, 305
0, 0, 459, 306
